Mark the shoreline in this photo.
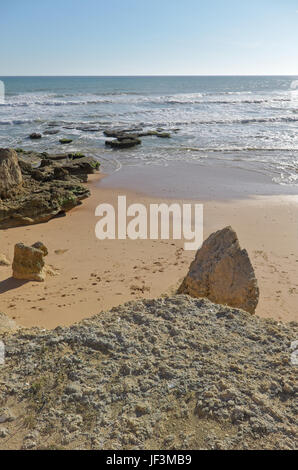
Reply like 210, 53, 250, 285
0, 167, 297, 328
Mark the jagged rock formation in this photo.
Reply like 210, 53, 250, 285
0, 149, 23, 199
12, 242, 48, 282
104, 128, 171, 149
0, 295, 296, 450
178, 226, 259, 314
0, 149, 100, 228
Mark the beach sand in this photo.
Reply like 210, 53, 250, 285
0, 172, 297, 328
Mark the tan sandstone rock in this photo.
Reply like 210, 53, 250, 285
178, 226, 259, 314
0, 148, 23, 199
12, 242, 48, 282
0, 254, 10, 266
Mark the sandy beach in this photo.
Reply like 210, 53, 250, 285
0, 170, 297, 329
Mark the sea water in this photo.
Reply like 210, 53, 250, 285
0, 75, 297, 188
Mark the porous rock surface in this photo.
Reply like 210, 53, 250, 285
0, 149, 23, 199
178, 226, 259, 314
0, 295, 296, 450
12, 242, 48, 282
0, 149, 99, 228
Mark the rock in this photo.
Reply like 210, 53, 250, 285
53, 166, 69, 180
29, 133, 42, 140
105, 138, 141, 149
103, 129, 133, 138
156, 132, 171, 138
0, 295, 296, 450
0, 409, 15, 424
0, 427, 8, 438
178, 226, 259, 314
43, 129, 59, 135
0, 254, 10, 266
12, 242, 48, 282
59, 138, 73, 144
0, 149, 23, 198
31, 241, 48, 256
0, 149, 97, 228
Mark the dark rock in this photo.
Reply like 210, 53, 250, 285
29, 133, 42, 140
0, 149, 100, 228
43, 129, 59, 135
156, 132, 171, 138
59, 138, 73, 144
105, 138, 141, 149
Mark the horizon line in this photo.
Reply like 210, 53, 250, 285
0, 74, 298, 78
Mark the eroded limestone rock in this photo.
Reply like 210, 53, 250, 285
178, 226, 259, 313
12, 242, 48, 282
0, 149, 23, 199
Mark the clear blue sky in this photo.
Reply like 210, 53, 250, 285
1, 0, 297, 75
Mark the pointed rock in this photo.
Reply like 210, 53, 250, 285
178, 226, 259, 313
0, 148, 23, 199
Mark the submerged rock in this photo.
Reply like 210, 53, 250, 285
12, 242, 48, 282
156, 132, 171, 138
43, 129, 59, 135
103, 128, 171, 140
178, 226, 259, 313
0, 149, 23, 199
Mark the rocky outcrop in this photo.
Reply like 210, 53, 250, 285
103, 128, 171, 139
0, 149, 23, 199
104, 128, 171, 149
0, 149, 100, 228
0, 295, 296, 450
178, 226, 259, 314
12, 242, 48, 282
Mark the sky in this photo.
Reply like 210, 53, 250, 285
0, 0, 298, 75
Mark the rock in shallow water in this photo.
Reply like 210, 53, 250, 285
29, 133, 42, 140
178, 226, 259, 313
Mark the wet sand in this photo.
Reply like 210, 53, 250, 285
0, 168, 297, 329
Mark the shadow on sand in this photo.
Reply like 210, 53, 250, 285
0, 277, 29, 294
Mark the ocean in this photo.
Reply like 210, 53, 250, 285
0, 75, 298, 190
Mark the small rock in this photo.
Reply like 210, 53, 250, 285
12, 242, 48, 282
29, 133, 42, 139
0, 427, 8, 438
0, 254, 10, 266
